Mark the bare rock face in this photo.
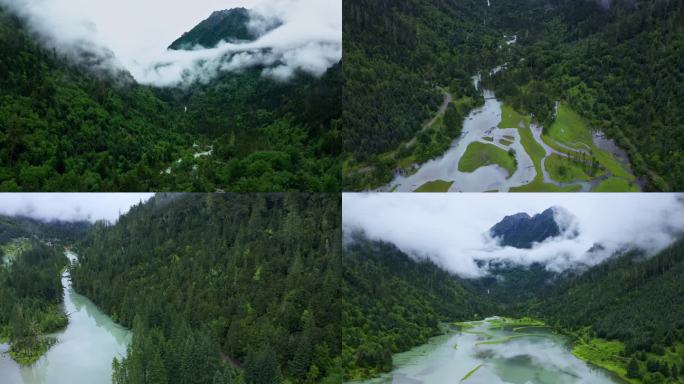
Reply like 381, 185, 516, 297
489, 207, 577, 248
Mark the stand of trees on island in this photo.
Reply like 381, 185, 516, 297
0, 243, 69, 365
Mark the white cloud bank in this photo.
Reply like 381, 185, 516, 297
0, 0, 341, 86
0, 193, 153, 222
343, 193, 684, 278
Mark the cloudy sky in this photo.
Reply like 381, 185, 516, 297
0, 193, 153, 222
343, 193, 684, 278
1, 0, 341, 85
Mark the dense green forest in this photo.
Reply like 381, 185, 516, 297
343, 0, 500, 189
0, 214, 90, 245
343, 0, 684, 191
0, 6, 340, 192
0, 243, 68, 364
523, 239, 684, 383
489, 0, 684, 191
71, 193, 342, 384
342, 234, 494, 380
343, 233, 684, 383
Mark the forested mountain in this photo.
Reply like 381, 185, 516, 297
0, 214, 90, 245
342, 234, 494, 380
0, 243, 69, 364
343, 0, 684, 191
169, 8, 261, 49
0, 6, 340, 192
71, 193, 342, 384
525, 239, 684, 383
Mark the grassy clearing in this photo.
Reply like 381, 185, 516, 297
497, 104, 576, 192
593, 177, 639, 192
547, 104, 593, 149
545, 154, 592, 183
499, 138, 513, 146
499, 104, 530, 129
453, 321, 478, 329
458, 142, 516, 176
487, 317, 545, 330
415, 179, 453, 192
460, 364, 484, 382
593, 147, 635, 181
545, 103, 637, 185
512, 325, 551, 332
510, 179, 582, 192
571, 335, 638, 384
477, 334, 549, 345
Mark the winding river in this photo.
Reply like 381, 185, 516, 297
354, 318, 624, 384
0, 251, 132, 384
383, 73, 633, 192
384, 81, 538, 192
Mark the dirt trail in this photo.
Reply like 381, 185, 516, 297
406, 90, 453, 148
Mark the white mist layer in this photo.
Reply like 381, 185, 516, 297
342, 193, 684, 278
0, 193, 153, 222
0, 0, 341, 86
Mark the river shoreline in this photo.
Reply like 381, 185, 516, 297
349, 317, 627, 384
0, 251, 132, 384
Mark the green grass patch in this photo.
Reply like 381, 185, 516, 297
499, 104, 530, 129
458, 142, 517, 176
593, 147, 635, 181
593, 177, 639, 192
547, 103, 593, 149
510, 179, 582, 192
453, 321, 477, 329
499, 138, 513, 146
544, 103, 636, 184
477, 334, 549, 345
415, 180, 454, 192
512, 325, 552, 332
483, 136, 494, 142
571, 336, 638, 384
545, 154, 592, 183
460, 364, 484, 382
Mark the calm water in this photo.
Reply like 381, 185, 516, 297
354, 317, 624, 384
384, 89, 537, 192
0, 251, 131, 384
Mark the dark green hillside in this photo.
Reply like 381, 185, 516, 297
342, 235, 494, 380
0, 7, 340, 192
532, 238, 684, 349
71, 193, 342, 384
343, 0, 497, 189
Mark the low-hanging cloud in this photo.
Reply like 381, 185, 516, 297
343, 193, 684, 278
0, 0, 341, 86
0, 193, 153, 223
